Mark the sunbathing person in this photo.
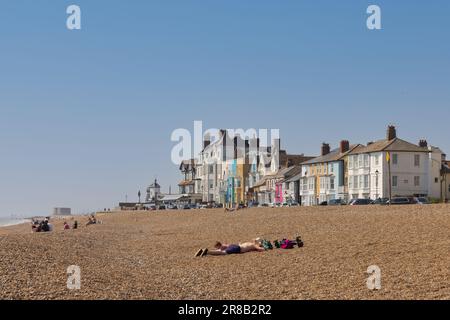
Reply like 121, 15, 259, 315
195, 240, 265, 257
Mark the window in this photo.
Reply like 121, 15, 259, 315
414, 176, 420, 187
302, 179, 308, 191
208, 165, 214, 174
392, 176, 398, 187
354, 176, 359, 189
364, 155, 369, 168
375, 154, 380, 166
330, 178, 335, 190
435, 178, 439, 183
349, 156, 354, 169
364, 175, 369, 189
358, 155, 363, 168
308, 178, 314, 191
414, 155, 420, 167
349, 176, 353, 189
392, 154, 398, 165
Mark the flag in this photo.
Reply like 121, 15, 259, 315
386, 152, 390, 163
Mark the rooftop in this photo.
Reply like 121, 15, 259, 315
349, 138, 429, 155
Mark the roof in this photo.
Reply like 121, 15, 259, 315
302, 144, 361, 165
149, 180, 160, 188
160, 194, 186, 201
280, 152, 315, 167
179, 159, 197, 170
349, 138, 429, 155
274, 165, 302, 179
178, 180, 195, 186
285, 172, 302, 183
252, 176, 271, 188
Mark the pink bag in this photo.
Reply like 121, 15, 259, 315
280, 239, 295, 249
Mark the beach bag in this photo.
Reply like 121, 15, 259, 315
280, 239, 295, 249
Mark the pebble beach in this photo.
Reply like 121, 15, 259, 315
1, 205, 449, 300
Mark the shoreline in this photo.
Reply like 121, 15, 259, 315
0, 219, 30, 228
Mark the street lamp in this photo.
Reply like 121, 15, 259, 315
375, 170, 379, 199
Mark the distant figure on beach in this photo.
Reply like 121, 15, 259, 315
63, 222, 70, 230
73, 220, 78, 229
31, 219, 40, 232
195, 240, 265, 257
41, 220, 50, 232
86, 215, 97, 226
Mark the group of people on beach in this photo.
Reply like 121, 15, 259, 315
195, 236, 304, 257
31, 214, 99, 232
31, 217, 53, 233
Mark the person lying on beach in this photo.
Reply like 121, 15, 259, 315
195, 240, 265, 257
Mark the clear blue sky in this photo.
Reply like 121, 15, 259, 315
1, 1, 449, 216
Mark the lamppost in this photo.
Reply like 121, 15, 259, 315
375, 170, 379, 200
138, 190, 141, 204
430, 158, 445, 203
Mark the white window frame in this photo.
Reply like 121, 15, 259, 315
364, 155, 369, 168
392, 154, 398, 165
414, 154, 420, 167
414, 176, 420, 187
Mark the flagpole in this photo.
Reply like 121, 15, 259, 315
387, 152, 392, 205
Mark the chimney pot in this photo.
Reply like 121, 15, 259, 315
340, 140, 350, 153
387, 125, 397, 140
419, 139, 428, 148
321, 143, 331, 156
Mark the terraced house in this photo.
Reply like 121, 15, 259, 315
300, 140, 360, 206
347, 126, 443, 200
178, 159, 202, 204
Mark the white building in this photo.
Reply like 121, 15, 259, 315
198, 130, 244, 203
347, 126, 440, 200
53, 207, 71, 216
146, 179, 161, 202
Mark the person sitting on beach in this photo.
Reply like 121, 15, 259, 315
63, 222, 70, 230
41, 220, 50, 232
73, 220, 78, 229
86, 215, 97, 226
31, 220, 40, 232
195, 240, 265, 257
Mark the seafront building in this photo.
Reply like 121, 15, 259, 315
300, 141, 361, 206
176, 125, 449, 206
347, 126, 442, 200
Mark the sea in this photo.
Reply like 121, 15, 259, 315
0, 217, 30, 227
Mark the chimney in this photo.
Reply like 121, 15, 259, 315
321, 143, 331, 156
419, 139, 428, 148
367, 141, 374, 146
203, 132, 211, 149
387, 125, 397, 140
340, 140, 350, 153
